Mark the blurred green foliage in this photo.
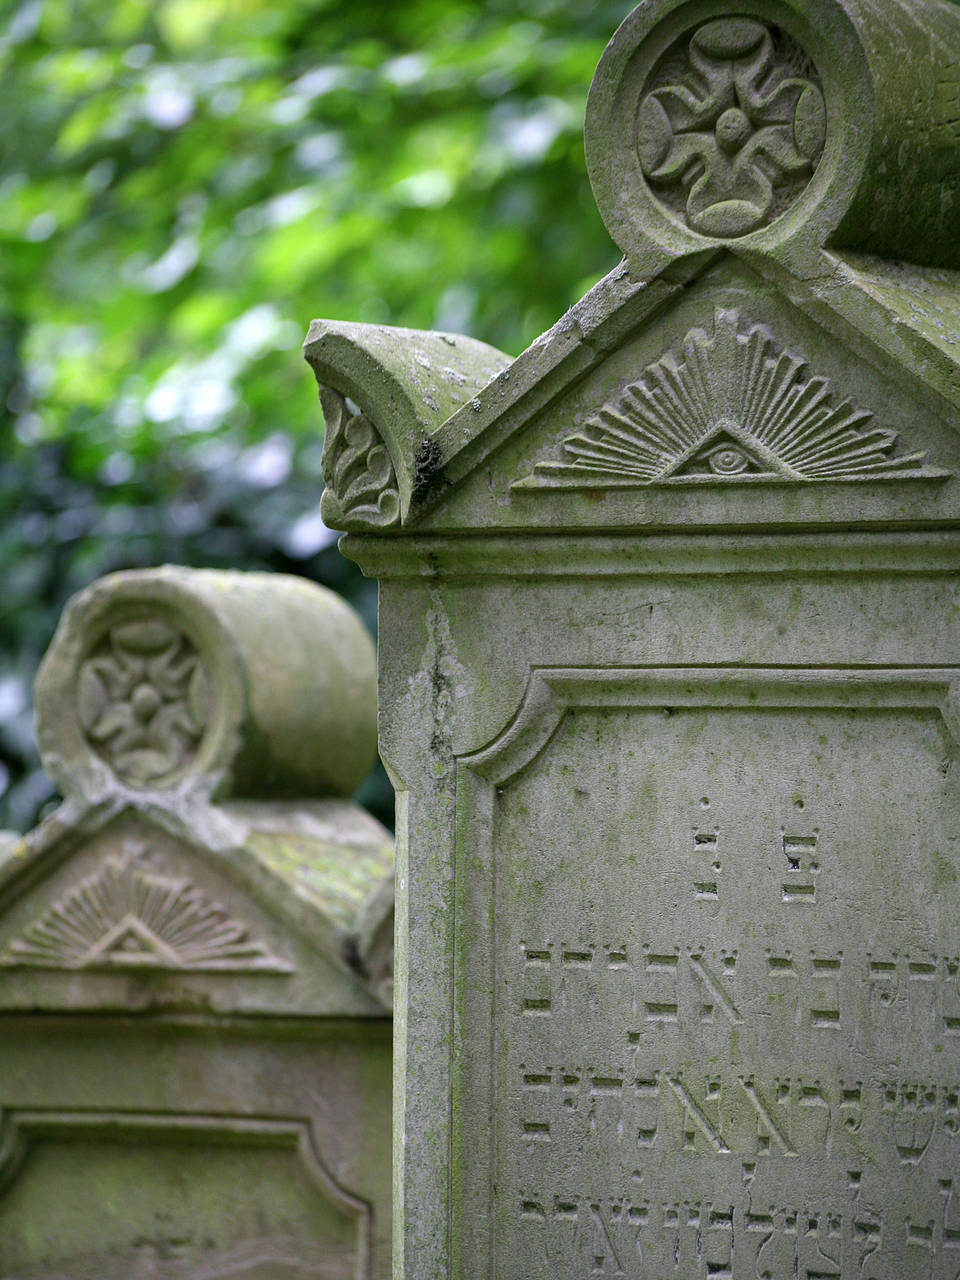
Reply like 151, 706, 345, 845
0, 0, 635, 830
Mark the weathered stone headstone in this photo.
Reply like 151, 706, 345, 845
306, 1, 960, 1276
0, 568, 394, 1279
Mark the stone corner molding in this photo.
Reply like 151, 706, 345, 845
303, 319, 511, 531
585, 0, 960, 270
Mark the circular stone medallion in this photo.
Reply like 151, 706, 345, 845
636, 18, 826, 237
76, 617, 211, 787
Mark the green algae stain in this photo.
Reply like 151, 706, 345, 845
933, 849, 957, 890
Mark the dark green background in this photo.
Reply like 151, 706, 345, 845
0, 0, 634, 830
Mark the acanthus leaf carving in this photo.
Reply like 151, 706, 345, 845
524, 310, 947, 488
2, 856, 292, 973
637, 19, 826, 237
319, 387, 400, 530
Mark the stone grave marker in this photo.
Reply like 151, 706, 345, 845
306, 1, 960, 1276
0, 568, 395, 1279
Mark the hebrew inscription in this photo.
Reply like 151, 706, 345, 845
2, 856, 290, 973
525, 310, 944, 488
466, 689, 960, 1278
77, 617, 209, 785
637, 19, 826, 237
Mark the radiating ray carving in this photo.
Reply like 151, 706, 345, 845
3, 857, 291, 973
525, 309, 947, 487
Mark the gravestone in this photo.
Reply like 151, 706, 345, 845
0, 568, 395, 1279
305, 1, 960, 1276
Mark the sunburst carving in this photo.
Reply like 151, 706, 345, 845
3, 858, 291, 973
522, 310, 946, 488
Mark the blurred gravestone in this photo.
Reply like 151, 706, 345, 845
0, 568, 394, 1279
307, 0, 960, 1275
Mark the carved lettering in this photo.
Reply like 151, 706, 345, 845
693, 828, 721, 901
521, 938, 960, 1039
516, 1064, 960, 1166
782, 832, 819, 903
517, 1195, 889, 1279
521, 943, 553, 1016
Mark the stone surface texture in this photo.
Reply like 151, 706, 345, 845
304, 2, 960, 1278
0, 569, 394, 1279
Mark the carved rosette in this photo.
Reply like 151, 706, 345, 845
77, 619, 210, 787
636, 19, 826, 237
35, 568, 378, 804
319, 387, 400, 530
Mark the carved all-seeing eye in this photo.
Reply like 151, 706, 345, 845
706, 444, 751, 475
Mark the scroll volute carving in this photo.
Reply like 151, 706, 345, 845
319, 388, 400, 531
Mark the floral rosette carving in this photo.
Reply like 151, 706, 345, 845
637, 19, 826, 237
77, 619, 210, 786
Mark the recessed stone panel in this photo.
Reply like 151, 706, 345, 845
0, 1114, 365, 1279
455, 671, 960, 1277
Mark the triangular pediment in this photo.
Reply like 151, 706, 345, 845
518, 308, 944, 492
4, 853, 291, 975
0, 804, 394, 1016
382, 252, 960, 535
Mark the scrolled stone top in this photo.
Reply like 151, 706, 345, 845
35, 568, 378, 803
586, 0, 960, 271
303, 320, 511, 530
